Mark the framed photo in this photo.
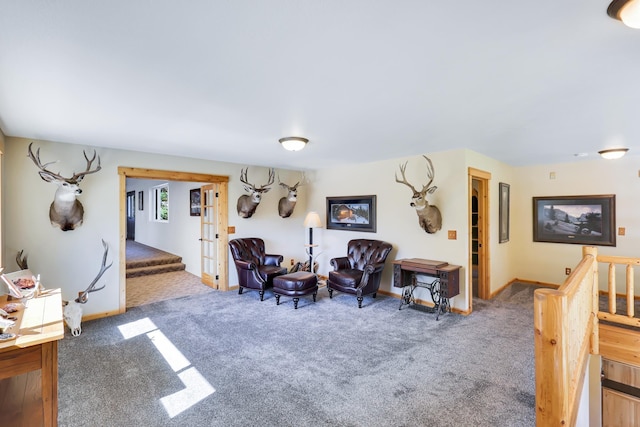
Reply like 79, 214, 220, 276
326, 195, 376, 232
138, 191, 143, 210
533, 195, 616, 246
499, 182, 510, 243
190, 188, 201, 216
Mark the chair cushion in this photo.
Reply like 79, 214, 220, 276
328, 269, 363, 288
259, 265, 287, 282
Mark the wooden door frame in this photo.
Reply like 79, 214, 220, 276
118, 167, 229, 313
468, 168, 491, 310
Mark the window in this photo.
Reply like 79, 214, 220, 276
151, 184, 169, 222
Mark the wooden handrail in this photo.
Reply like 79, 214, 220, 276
534, 246, 640, 426
534, 246, 598, 426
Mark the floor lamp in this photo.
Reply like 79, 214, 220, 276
303, 211, 322, 273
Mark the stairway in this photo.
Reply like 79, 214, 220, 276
126, 241, 186, 278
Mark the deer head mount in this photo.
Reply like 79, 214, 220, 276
63, 239, 112, 336
28, 142, 102, 231
395, 155, 442, 234
277, 173, 305, 218
237, 167, 275, 218
16, 250, 28, 270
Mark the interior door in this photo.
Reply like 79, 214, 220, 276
200, 184, 219, 288
468, 168, 491, 308
126, 191, 135, 240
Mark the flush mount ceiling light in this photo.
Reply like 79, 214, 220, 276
279, 136, 309, 151
608, 0, 640, 28
598, 148, 629, 159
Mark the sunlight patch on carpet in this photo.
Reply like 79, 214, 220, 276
118, 317, 215, 418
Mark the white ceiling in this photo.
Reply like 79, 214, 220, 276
0, 1, 638, 170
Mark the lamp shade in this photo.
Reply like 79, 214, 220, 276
303, 211, 322, 228
599, 148, 629, 160
279, 137, 309, 151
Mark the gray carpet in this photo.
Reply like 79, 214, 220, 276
58, 283, 541, 426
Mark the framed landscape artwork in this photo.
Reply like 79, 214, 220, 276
532, 195, 616, 246
190, 188, 201, 216
326, 195, 376, 232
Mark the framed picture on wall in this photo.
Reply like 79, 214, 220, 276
499, 183, 510, 243
138, 191, 143, 210
190, 188, 201, 216
532, 194, 616, 246
326, 195, 376, 232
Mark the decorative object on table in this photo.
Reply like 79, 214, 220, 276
277, 173, 305, 218
499, 182, 510, 243
303, 211, 322, 272
228, 238, 287, 301
16, 250, 29, 270
236, 167, 275, 218
1, 268, 40, 299
326, 195, 377, 232
394, 155, 442, 234
532, 195, 616, 246
63, 239, 112, 336
327, 239, 392, 308
27, 142, 102, 231
190, 188, 201, 216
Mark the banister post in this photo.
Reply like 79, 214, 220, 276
583, 246, 599, 355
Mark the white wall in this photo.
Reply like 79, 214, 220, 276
2, 137, 307, 315
512, 156, 640, 289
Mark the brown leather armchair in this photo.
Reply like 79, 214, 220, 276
229, 238, 287, 301
327, 239, 393, 308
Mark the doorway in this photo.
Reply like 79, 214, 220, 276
118, 167, 229, 314
468, 168, 491, 309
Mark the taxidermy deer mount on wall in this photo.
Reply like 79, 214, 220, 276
28, 142, 102, 231
277, 173, 305, 218
395, 155, 442, 234
237, 167, 275, 218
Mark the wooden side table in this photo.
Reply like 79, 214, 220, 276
0, 288, 65, 426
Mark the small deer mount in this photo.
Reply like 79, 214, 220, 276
277, 173, 305, 218
395, 155, 442, 234
236, 167, 275, 218
63, 239, 112, 337
28, 143, 102, 231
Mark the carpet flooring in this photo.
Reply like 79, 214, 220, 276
58, 282, 544, 426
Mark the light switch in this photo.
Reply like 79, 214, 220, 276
549, 172, 556, 179
228, 226, 236, 234
448, 230, 457, 240
619, 227, 625, 236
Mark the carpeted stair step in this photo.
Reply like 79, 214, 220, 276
126, 262, 186, 278
126, 255, 183, 270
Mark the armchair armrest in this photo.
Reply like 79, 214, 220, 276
264, 254, 284, 266
234, 260, 257, 271
358, 262, 387, 289
330, 257, 350, 271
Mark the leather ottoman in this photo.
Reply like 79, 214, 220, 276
273, 271, 318, 309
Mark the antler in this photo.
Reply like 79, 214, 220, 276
258, 168, 275, 190
239, 167, 254, 190
28, 142, 101, 183
76, 239, 113, 304
16, 250, 28, 270
28, 142, 66, 180
278, 171, 303, 190
70, 149, 101, 182
395, 161, 419, 194
422, 155, 437, 194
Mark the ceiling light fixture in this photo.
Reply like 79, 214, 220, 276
279, 136, 309, 152
608, 0, 640, 28
598, 148, 629, 160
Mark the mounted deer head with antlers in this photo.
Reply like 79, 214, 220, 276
237, 167, 275, 218
63, 239, 112, 336
395, 155, 442, 234
28, 142, 102, 231
277, 173, 305, 218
